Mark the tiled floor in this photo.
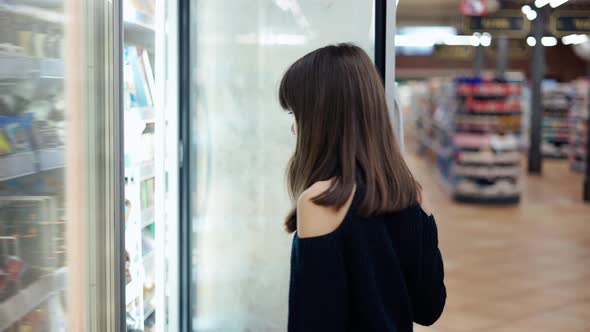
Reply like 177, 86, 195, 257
406, 153, 590, 332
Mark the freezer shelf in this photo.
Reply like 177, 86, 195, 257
126, 280, 143, 305
0, 56, 64, 79
0, 267, 67, 331
0, 148, 65, 181
0, 152, 37, 181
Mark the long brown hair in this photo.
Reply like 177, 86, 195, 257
279, 43, 421, 233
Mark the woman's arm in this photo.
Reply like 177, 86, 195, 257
288, 182, 354, 331
413, 212, 446, 326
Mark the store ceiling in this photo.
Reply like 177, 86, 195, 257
398, 0, 590, 28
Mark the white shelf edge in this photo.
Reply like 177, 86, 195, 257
0, 3, 64, 23
143, 249, 155, 262
0, 55, 64, 79
141, 215, 155, 229
0, 267, 67, 331
0, 148, 65, 181
139, 160, 155, 180
39, 148, 65, 171
0, 152, 37, 181
124, 18, 156, 33
141, 207, 155, 226
126, 280, 143, 305
127, 106, 156, 122
144, 303, 156, 319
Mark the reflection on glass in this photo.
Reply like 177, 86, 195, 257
0, 1, 67, 331
189, 1, 374, 330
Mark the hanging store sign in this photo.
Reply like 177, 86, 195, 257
433, 45, 474, 60
461, 0, 487, 16
485, 39, 529, 60
464, 11, 529, 37
550, 11, 590, 37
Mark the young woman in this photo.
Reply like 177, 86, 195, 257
279, 44, 446, 331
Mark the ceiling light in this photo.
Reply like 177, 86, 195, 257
541, 36, 558, 47
534, 0, 550, 7
562, 34, 589, 45
480, 33, 492, 47
550, 0, 569, 8
521, 5, 532, 14
395, 35, 435, 47
471, 32, 481, 47
527, 36, 537, 47
443, 35, 475, 46
526, 10, 538, 21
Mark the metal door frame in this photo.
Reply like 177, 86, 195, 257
66, 0, 125, 330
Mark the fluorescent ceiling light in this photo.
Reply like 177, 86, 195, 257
471, 32, 481, 47
395, 35, 435, 47
396, 27, 489, 48
541, 36, 558, 46
480, 32, 492, 47
534, 0, 550, 7
562, 34, 589, 45
441, 34, 490, 47
527, 36, 537, 46
526, 10, 538, 21
550, 0, 569, 8
443, 35, 475, 46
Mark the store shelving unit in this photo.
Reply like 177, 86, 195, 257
453, 78, 523, 204
414, 77, 524, 204
541, 83, 571, 159
570, 79, 589, 172
123, 1, 158, 331
0, 267, 67, 331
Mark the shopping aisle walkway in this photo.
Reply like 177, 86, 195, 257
407, 153, 590, 332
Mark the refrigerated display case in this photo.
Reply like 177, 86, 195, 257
0, 0, 391, 330
0, 0, 174, 331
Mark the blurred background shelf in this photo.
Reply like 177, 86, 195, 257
0, 267, 67, 331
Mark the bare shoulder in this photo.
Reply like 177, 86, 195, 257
296, 180, 355, 239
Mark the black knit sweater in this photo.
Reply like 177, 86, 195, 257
288, 189, 446, 331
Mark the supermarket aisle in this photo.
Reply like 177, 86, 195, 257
407, 153, 590, 332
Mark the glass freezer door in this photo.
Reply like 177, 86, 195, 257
1, 0, 127, 331
184, 1, 376, 330
0, 2, 67, 329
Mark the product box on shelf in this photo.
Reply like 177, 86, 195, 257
541, 82, 571, 159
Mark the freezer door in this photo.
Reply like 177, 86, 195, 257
0, 0, 124, 331
184, 1, 378, 331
